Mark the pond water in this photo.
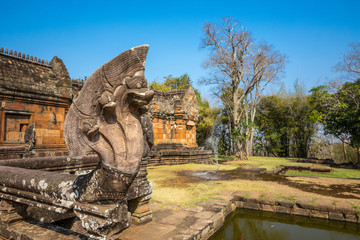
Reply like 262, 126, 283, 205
209, 209, 360, 240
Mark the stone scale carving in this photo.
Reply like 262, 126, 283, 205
0, 45, 154, 238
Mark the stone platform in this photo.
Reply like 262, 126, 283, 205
1, 189, 360, 240
148, 144, 212, 166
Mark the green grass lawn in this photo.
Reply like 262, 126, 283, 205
286, 168, 360, 179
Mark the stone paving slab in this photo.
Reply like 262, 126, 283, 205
119, 198, 233, 240
119, 221, 177, 240
5, 219, 86, 240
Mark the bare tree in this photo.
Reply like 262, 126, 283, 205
201, 17, 285, 160
335, 42, 360, 80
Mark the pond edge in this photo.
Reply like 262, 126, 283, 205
176, 193, 360, 240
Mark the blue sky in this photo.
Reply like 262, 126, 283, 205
1, 0, 359, 100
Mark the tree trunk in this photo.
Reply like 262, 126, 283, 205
227, 116, 232, 156
249, 126, 255, 156
342, 141, 347, 163
235, 140, 248, 160
357, 147, 360, 168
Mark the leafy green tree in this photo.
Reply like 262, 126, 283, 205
256, 83, 316, 158
310, 79, 360, 164
149, 74, 192, 91
197, 98, 220, 146
148, 80, 171, 91
310, 42, 360, 164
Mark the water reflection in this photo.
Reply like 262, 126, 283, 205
210, 209, 360, 240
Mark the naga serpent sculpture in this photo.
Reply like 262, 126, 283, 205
0, 45, 154, 238
65, 45, 154, 203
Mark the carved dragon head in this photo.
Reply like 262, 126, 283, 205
64, 45, 154, 175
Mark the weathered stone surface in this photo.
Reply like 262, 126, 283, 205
276, 199, 295, 208
309, 210, 328, 219
292, 206, 310, 216
0, 154, 99, 173
329, 212, 345, 221
194, 210, 216, 219
210, 212, 225, 231
26, 207, 75, 223
119, 221, 176, 240
189, 219, 213, 239
243, 201, 260, 210
0, 166, 77, 203
155, 209, 189, 226
261, 204, 276, 212
182, 206, 203, 213
6, 219, 87, 240
345, 214, 357, 223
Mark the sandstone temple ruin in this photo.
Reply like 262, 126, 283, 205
0, 47, 210, 164
0, 47, 72, 159
0, 46, 211, 238
148, 87, 211, 165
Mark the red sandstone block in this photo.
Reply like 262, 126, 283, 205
176, 129, 185, 134
47, 130, 60, 137
6, 132, 22, 142
32, 120, 48, 129
50, 124, 62, 131
23, 103, 39, 112
33, 113, 50, 121
56, 113, 64, 122
5, 102, 25, 110
42, 136, 57, 144
35, 136, 43, 144
36, 128, 48, 137
56, 137, 65, 144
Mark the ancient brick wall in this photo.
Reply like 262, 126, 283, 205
0, 47, 72, 158
149, 86, 198, 148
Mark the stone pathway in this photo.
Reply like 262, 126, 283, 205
119, 190, 360, 240
119, 194, 236, 240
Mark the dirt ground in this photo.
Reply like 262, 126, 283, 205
148, 161, 360, 208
